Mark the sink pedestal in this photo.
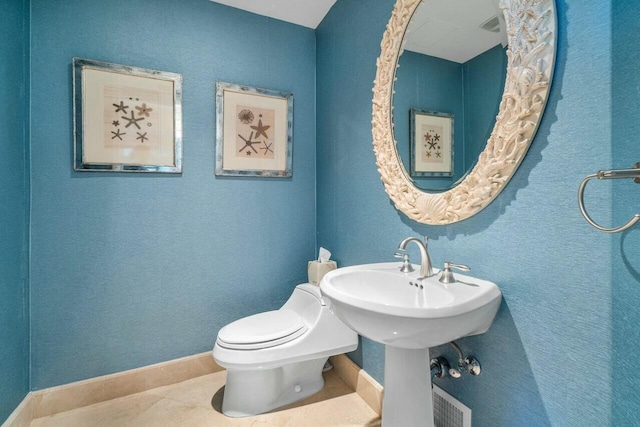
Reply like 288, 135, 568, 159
383, 346, 434, 427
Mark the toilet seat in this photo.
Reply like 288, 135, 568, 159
217, 309, 308, 350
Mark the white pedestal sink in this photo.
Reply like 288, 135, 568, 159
320, 262, 501, 427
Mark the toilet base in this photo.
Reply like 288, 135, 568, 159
222, 358, 327, 417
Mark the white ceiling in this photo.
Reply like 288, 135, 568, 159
404, 0, 507, 63
209, 0, 337, 29
209, 0, 506, 62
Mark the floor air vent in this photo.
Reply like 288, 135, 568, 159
433, 385, 472, 427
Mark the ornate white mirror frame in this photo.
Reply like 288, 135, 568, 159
372, 0, 557, 224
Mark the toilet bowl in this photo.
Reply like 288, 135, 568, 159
212, 283, 358, 417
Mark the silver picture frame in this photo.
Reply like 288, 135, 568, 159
215, 82, 293, 178
73, 58, 183, 173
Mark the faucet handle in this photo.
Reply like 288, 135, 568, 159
438, 262, 470, 284
394, 252, 414, 273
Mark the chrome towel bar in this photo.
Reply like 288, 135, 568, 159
578, 162, 640, 233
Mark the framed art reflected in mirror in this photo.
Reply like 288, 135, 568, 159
410, 108, 454, 179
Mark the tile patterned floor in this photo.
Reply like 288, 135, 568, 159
30, 369, 381, 427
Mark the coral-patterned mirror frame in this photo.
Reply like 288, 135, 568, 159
372, 0, 557, 224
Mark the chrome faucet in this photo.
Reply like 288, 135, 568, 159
397, 236, 434, 279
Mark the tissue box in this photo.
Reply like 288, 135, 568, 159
308, 260, 337, 285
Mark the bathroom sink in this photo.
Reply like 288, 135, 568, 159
320, 261, 501, 427
319, 262, 502, 349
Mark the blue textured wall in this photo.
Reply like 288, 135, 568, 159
612, 0, 640, 424
317, 0, 616, 425
0, 0, 30, 421
463, 45, 507, 169
4, 1, 636, 425
0, 0, 29, 422
29, 0, 316, 389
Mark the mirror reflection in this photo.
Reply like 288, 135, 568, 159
393, 0, 508, 191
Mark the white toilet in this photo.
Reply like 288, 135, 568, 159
212, 283, 358, 417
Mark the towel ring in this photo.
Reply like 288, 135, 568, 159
578, 163, 640, 233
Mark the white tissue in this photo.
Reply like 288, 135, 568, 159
318, 247, 331, 263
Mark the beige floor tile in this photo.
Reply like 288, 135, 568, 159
129, 397, 251, 427
280, 393, 380, 427
31, 353, 220, 419
146, 372, 225, 409
30, 393, 165, 427
30, 369, 380, 427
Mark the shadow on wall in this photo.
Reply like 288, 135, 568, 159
431, 300, 552, 426
349, 301, 554, 425
619, 229, 640, 282
613, 227, 640, 424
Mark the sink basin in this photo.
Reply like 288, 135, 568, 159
320, 262, 502, 349
320, 262, 501, 427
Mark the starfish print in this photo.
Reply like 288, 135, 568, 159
434, 134, 440, 141
111, 129, 125, 140
426, 151, 431, 158
112, 120, 120, 127
135, 103, 153, 117
435, 151, 442, 158
113, 101, 129, 113
250, 117, 271, 139
261, 141, 274, 155
424, 133, 431, 142
238, 132, 260, 153
136, 132, 148, 143
427, 140, 437, 150
122, 111, 145, 129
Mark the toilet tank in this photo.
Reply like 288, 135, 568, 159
280, 284, 324, 326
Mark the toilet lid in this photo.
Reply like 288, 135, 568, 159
217, 309, 308, 350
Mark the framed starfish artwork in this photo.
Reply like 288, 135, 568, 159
409, 108, 454, 178
215, 82, 293, 178
72, 58, 182, 173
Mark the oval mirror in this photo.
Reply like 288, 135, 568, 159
373, 0, 556, 224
